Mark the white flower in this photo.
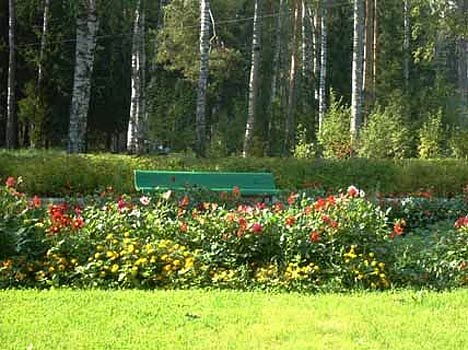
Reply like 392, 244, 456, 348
139, 196, 151, 206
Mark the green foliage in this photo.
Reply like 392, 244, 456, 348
2, 151, 468, 197
317, 95, 352, 159
293, 124, 316, 159
449, 128, 468, 160
418, 111, 444, 159
358, 106, 411, 159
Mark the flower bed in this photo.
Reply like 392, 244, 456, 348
1, 177, 467, 291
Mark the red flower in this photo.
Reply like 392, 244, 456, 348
321, 215, 331, 224
287, 192, 296, 205
330, 220, 338, 229
72, 216, 84, 230
256, 202, 267, 210
273, 202, 284, 213
286, 216, 296, 227
179, 195, 190, 207
393, 223, 404, 236
310, 231, 321, 242
51, 210, 64, 223
251, 222, 262, 233
31, 195, 41, 208
314, 198, 327, 211
347, 185, 359, 198
180, 222, 188, 233
238, 217, 247, 231
304, 206, 312, 215
117, 197, 126, 211
232, 186, 241, 197
327, 195, 336, 206
5, 176, 16, 188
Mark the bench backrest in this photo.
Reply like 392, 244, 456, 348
134, 170, 278, 196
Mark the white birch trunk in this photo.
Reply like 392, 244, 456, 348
6, 0, 16, 149
284, 0, 300, 154
127, 0, 146, 154
243, 0, 261, 157
309, 8, 320, 101
195, 0, 211, 156
318, 1, 327, 131
350, 0, 365, 141
301, 0, 310, 78
38, 0, 50, 89
67, 0, 99, 153
363, 0, 375, 111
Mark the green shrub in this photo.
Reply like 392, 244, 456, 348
293, 124, 316, 159
317, 95, 352, 159
358, 107, 411, 159
1, 151, 468, 197
418, 111, 444, 159
449, 128, 468, 160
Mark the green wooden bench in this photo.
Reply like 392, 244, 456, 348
134, 170, 279, 196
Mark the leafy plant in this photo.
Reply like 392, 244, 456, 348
358, 106, 411, 159
317, 94, 352, 159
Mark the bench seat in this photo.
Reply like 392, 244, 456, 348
134, 170, 278, 196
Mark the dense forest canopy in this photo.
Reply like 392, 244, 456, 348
0, 0, 466, 158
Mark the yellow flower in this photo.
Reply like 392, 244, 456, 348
369, 252, 375, 258
378, 262, 385, 269
96, 245, 104, 252
106, 233, 113, 240
127, 244, 135, 254
111, 264, 119, 273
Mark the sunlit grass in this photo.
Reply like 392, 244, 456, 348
1, 289, 467, 350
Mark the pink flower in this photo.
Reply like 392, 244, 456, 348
347, 185, 359, 198
287, 192, 297, 205
251, 222, 262, 233
454, 216, 468, 229
5, 176, 16, 188
117, 197, 127, 212
139, 196, 150, 206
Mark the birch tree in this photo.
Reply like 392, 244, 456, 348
318, 0, 327, 131
350, 0, 365, 141
363, 0, 375, 110
127, 0, 146, 154
67, 0, 99, 153
243, 0, 261, 157
195, 0, 211, 156
6, 0, 16, 149
284, 0, 300, 154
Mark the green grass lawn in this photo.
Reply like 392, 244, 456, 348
1, 289, 467, 350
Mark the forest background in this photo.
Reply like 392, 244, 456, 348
0, 0, 467, 159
